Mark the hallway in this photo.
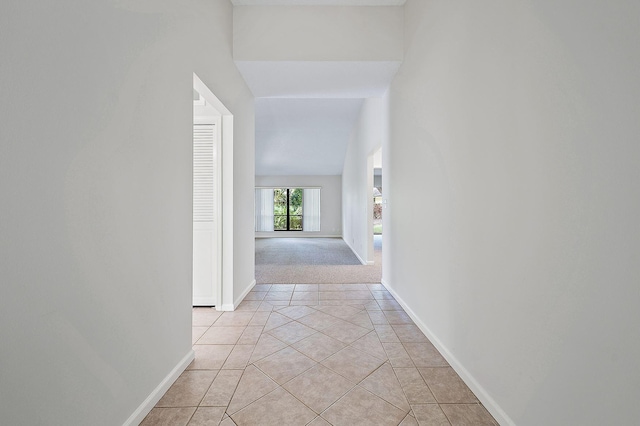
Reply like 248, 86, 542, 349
143, 283, 497, 425
5, 1, 639, 424
255, 237, 382, 284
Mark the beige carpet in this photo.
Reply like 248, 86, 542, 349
255, 236, 382, 284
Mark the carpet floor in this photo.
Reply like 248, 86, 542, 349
255, 237, 382, 284
256, 238, 362, 266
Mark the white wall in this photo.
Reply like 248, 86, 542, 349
385, 1, 640, 425
0, 1, 254, 424
233, 5, 403, 61
255, 175, 342, 237
342, 98, 384, 264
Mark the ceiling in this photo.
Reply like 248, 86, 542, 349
231, 0, 405, 5
235, 1, 403, 176
235, 61, 400, 99
246, 60, 398, 176
255, 99, 363, 175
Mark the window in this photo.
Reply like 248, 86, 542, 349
255, 187, 321, 232
274, 188, 302, 230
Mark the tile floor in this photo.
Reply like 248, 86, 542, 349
142, 284, 498, 425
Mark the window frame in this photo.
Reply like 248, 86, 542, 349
274, 188, 303, 231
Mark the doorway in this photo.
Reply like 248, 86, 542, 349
192, 88, 220, 306
370, 147, 383, 266
192, 73, 234, 310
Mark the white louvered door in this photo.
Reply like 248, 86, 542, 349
193, 122, 218, 306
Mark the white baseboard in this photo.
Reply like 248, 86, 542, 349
222, 279, 257, 311
255, 234, 342, 238
192, 297, 216, 307
380, 279, 514, 426
123, 349, 195, 426
342, 238, 368, 266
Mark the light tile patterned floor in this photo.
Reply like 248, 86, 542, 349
142, 284, 497, 425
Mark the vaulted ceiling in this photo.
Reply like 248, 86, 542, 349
232, 1, 404, 176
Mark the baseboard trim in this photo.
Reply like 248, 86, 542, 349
342, 238, 368, 266
380, 279, 515, 426
225, 279, 256, 311
192, 297, 216, 307
255, 234, 342, 238
123, 349, 195, 426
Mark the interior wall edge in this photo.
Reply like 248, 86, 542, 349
231, 279, 257, 311
381, 279, 514, 426
342, 237, 370, 266
122, 350, 195, 426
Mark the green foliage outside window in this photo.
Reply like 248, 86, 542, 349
274, 188, 303, 231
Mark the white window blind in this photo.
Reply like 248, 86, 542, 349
255, 188, 275, 231
193, 124, 215, 222
255, 187, 321, 232
303, 188, 321, 232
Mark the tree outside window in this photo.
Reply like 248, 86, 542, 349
274, 188, 303, 231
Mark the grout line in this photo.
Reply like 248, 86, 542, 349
190, 285, 468, 425
356, 361, 412, 414
194, 369, 222, 409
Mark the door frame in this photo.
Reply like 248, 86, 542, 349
367, 146, 382, 264
193, 73, 234, 311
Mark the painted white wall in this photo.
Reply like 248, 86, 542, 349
233, 5, 403, 61
342, 98, 384, 264
0, 1, 254, 424
384, 1, 640, 425
255, 175, 342, 237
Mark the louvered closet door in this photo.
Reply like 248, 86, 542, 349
193, 123, 217, 306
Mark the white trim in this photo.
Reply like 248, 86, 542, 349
214, 115, 223, 309
123, 350, 195, 426
193, 73, 233, 313
193, 75, 231, 116
366, 148, 377, 265
220, 279, 256, 311
380, 279, 515, 426
220, 113, 234, 310
234, 279, 256, 309
255, 186, 321, 189
192, 297, 216, 306
255, 233, 341, 238
343, 238, 372, 265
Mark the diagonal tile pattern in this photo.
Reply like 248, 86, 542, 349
230, 387, 316, 426
146, 283, 498, 425
359, 362, 410, 412
282, 364, 354, 414
290, 332, 346, 362
321, 346, 385, 383
254, 347, 316, 384
321, 386, 407, 426
349, 331, 388, 361
267, 320, 317, 344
